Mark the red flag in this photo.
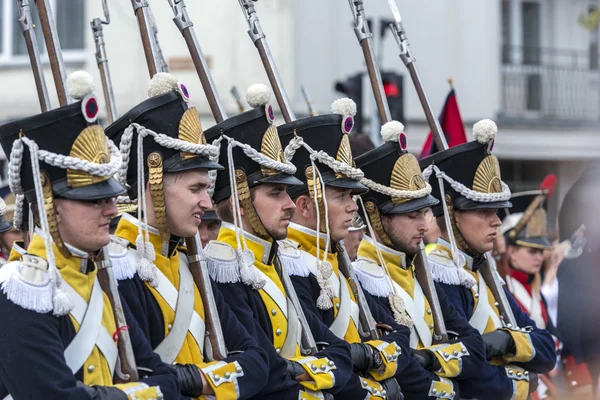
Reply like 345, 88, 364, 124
418, 89, 467, 159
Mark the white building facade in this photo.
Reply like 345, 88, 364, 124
0, 0, 598, 222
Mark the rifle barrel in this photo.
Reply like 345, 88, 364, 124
131, 0, 162, 77
17, 0, 51, 112
91, 18, 117, 123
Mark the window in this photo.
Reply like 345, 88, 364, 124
0, 0, 85, 66
589, 3, 599, 70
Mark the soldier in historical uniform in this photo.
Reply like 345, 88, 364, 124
0, 72, 178, 399
418, 119, 556, 399
0, 193, 23, 261
278, 99, 411, 398
203, 84, 356, 399
198, 207, 221, 249
352, 121, 486, 399
105, 73, 269, 399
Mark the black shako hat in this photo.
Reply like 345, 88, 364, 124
0, 76, 125, 205
355, 121, 439, 215
500, 191, 552, 249
419, 119, 512, 217
278, 98, 368, 199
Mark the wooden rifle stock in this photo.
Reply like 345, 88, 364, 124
337, 241, 379, 341
17, 0, 51, 112
35, 0, 70, 106
185, 234, 228, 361
96, 248, 139, 383
169, 0, 227, 123
131, 0, 162, 77
274, 257, 318, 356
413, 243, 448, 343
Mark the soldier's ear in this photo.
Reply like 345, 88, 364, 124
295, 194, 312, 219
234, 196, 246, 217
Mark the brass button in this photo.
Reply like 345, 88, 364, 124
225, 372, 231, 379
87, 365, 95, 373
276, 348, 281, 354
427, 309, 432, 315
276, 328, 282, 336
168, 323, 173, 330
236, 366, 243, 373
336, 303, 340, 310
429, 323, 434, 329
271, 309, 277, 316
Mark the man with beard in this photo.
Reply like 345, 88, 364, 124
419, 119, 556, 399
278, 100, 411, 399
203, 84, 356, 399
106, 73, 269, 399
352, 121, 486, 399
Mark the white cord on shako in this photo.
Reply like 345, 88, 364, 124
355, 195, 413, 328
7, 135, 121, 316
213, 132, 297, 290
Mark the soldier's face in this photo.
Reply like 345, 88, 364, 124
382, 207, 432, 257
251, 183, 295, 240
454, 208, 502, 254
325, 187, 358, 243
508, 245, 545, 274
54, 197, 118, 253
199, 219, 221, 248
163, 169, 212, 238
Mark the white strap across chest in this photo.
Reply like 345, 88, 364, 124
255, 269, 288, 319
149, 251, 206, 362
506, 276, 545, 329
62, 279, 118, 377
392, 279, 432, 348
469, 272, 502, 334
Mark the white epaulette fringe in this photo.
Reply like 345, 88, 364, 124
107, 236, 137, 281
204, 241, 242, 284
353, 258, 393, 298
0, 256, 54, 313
428, 250, 476, 288
278, 239, 311, 277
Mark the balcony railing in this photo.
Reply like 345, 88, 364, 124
501, 46, 600, 121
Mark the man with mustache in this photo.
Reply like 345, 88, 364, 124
352, 121, 486, 399
0, 72, 178, 399
278, 100, 411, 398
419, 119, 556, 399
106, 73, 269, 399
204, 85, 356, 399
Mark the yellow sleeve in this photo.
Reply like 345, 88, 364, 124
359, 377, 388, 400
291, 356, 337, 391
200, 360, 244, 399
502, 327, 535, 363
426, 342, 470, 378
113, 382, 163, 400
505, 366, 532, 400
364, 340, 402, 381
428, 377, 456, 399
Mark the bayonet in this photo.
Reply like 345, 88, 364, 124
91, 0, 117, 123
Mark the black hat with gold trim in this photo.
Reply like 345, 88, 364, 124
279, 98, 368, 200
204, 84, 301, 240
0, 72, 126, 205
500, 192, 551, 250
419, 119, 512, 217
354, 121, 439, 247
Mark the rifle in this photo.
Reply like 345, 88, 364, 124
337, 241, 379, 340
238, 0, 295, 123
385, 0, 447, 150
130, 0, 165, 77
34, 0, 70, 106
185, 234, 228, 361
230, 86, 247, 113
91, 0, 117, 123
275, 257, 318, 355
96, 248, 139, 382
300, 85, 318, 117
17, 0, 51, 112
167, 0, 227, 122
349, 0, 448, 342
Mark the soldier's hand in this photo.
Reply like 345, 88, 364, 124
380, 378, 404, 400
286, 360, 310, 381
350, 343, 383, 374
482, 330, 515, 360
410, 348, 440, 372
528, 372, 539, 393
173, 364, 204, 397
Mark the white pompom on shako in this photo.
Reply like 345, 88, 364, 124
381, 120, 405, 143
67, 70, 95, 100
67, 71, 99, 123
472, 118, 498, 145
148, 72, 178, 98
331, 98, 357, 134
246, 83, 275, 123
